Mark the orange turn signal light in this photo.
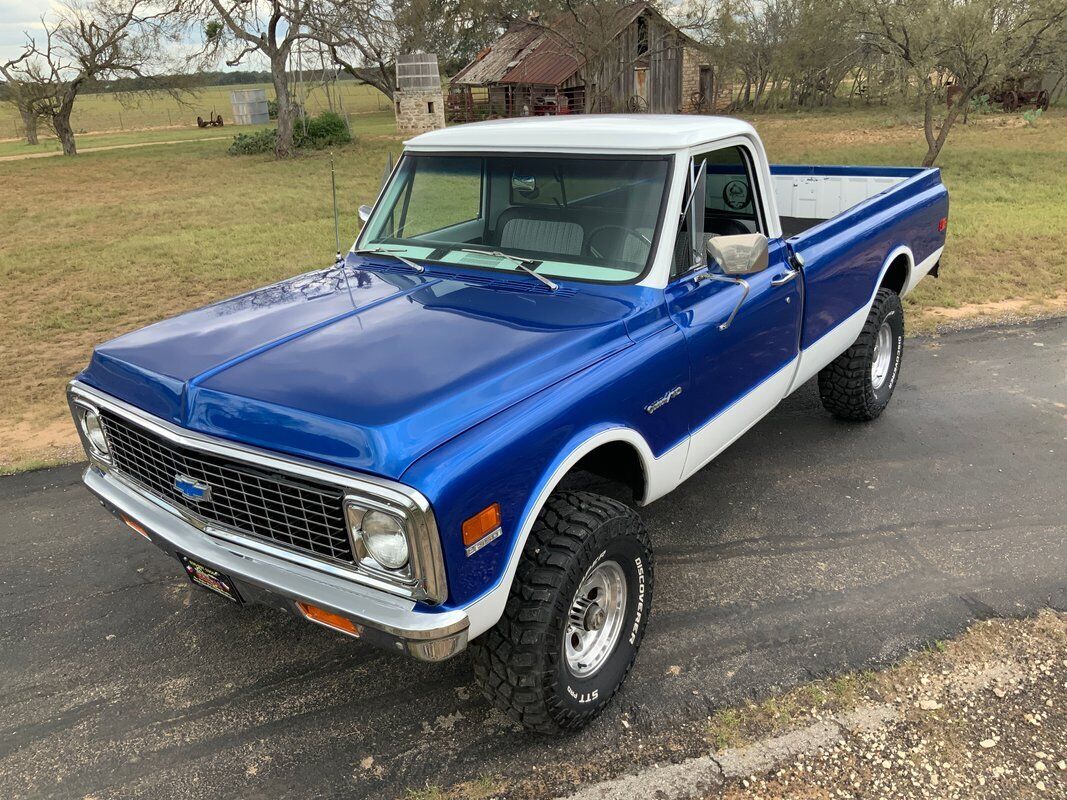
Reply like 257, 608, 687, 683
122, 515, 151, 540
463, 503, 502, 548
296, 602, 362, 638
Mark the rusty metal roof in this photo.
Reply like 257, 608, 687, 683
450, 23, 544, 86
498, 35, 579, 86
451, 2, 697, 88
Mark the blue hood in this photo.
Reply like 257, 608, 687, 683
80, 257, 644, 478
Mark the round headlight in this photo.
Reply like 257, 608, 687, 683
78, 407, 109, 458
360, 511, 409, 570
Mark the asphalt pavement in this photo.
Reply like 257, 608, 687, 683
1, 319, 1064, 799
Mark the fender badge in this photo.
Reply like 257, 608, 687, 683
645, 386, 682, 414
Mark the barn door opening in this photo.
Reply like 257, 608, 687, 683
694, 65, 714, 113
632, 67, 649, 112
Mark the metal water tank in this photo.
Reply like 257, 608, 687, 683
230, 88, 270, 125
396, 53, 442, 92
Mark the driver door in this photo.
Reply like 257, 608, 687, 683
665, 143, 802, 480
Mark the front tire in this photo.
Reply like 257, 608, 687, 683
818, 288, 904, 421
470, 491, 653, 733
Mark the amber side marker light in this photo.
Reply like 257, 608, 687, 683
121, 515, 151, 541
296, 602, 362, 638
463, 503, 503, 556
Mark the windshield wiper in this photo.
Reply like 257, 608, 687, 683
353, 247, 425, 274
458, 248, 558, 291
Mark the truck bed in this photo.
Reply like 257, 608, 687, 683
771, 165, 928, 238
773, 163, 948, 361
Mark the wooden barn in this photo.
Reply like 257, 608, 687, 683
447, 2, 719, 121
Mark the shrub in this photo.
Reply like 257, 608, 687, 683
968, 93, 992, 115
266, 98, 278, 119
1022, 108, 1043, 127
226, 112, 352, 156
227, 128, 277, 155
294, 111, 352, 149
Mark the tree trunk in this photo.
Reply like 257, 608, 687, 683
272, 62, 296, 158
922, 88, 937, 160
20, 108, 39, 145
922, 87, 971, 167
54, 108, 77, 156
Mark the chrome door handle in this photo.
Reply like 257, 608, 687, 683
770, 269, 798, 286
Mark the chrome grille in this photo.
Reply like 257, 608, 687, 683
99, 411, 353, 563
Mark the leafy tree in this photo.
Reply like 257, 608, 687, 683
857, 0, 1067, 165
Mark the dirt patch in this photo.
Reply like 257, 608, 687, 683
913, 293, 1067, 333
0, 416, 82, 473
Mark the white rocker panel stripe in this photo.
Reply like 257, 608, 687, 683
681, 357, 798, 481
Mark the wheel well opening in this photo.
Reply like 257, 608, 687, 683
880, 253, 910, 295
556, 441, 646, 507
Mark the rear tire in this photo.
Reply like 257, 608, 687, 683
470, 491, 653, 733
818, 288, 904, 421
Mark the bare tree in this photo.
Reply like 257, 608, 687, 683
2, 1, 180, 155
187, 0, 357, 157
316, 0, 399, 100
0, 53, 53, 145
318, 0, 515, 100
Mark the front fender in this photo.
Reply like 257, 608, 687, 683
400, 321, 690, 632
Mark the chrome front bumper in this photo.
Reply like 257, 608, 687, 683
84, 465, 469, 661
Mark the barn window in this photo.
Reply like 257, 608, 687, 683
636, 15, 648, 55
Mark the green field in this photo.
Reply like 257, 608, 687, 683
0, 99, 1064, 472
0, 110, 400, 159
0, 80, 391, 146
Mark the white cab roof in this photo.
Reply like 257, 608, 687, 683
404, 114, 757, 154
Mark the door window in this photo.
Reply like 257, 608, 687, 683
672, 144, 763, 277
701, 146, 762, 232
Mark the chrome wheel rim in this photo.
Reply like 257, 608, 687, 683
564, 560, 627, 678
871, 322, 894, 389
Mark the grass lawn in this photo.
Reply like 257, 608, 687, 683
1, 104, 1064, 472
0, 81, 391, 144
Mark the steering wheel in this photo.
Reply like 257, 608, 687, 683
586, 225, 652, 262
705, 217, 751, 237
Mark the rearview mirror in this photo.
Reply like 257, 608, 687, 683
707, 233, 769, 276
358, 204, 372, 223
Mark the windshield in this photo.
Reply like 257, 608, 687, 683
359, 153, 672, 283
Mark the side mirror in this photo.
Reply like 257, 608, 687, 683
358, 204, 372, 223
707, 233, 769, 275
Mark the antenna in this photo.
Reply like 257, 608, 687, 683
330, 152, 342, 264
328, 153, 356, 303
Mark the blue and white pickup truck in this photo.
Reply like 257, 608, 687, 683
69, 116, 948, 732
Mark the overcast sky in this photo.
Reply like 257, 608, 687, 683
0, 0, 283, 72
0, 0, 53, 63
